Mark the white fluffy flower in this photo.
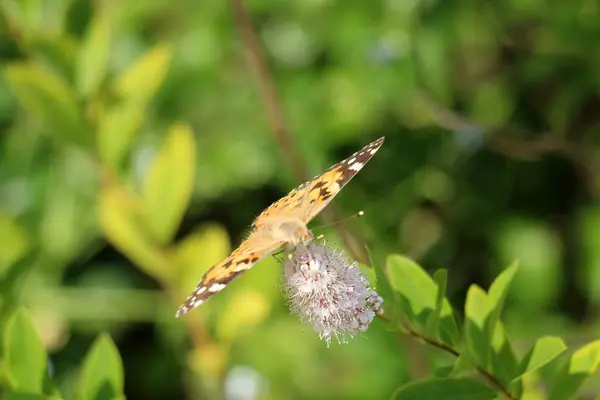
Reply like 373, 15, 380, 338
281, 241, 383, 346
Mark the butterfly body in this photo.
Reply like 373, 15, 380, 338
176, 137, 385, 317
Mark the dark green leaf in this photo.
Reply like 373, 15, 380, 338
425, 269, 447, 340
367, 246, 397, 328
391, 378, 497, 400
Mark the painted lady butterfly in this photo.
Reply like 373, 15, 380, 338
176, 137, 385, 316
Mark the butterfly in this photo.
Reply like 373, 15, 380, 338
175, 136, 385, 317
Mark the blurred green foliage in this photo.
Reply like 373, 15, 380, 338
0, 0, 599, 399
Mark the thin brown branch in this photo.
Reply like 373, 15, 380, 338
229, 0, 372, 265
376, 314, 517, 400
406, 326, 517, 400
229, 0, 308, 183
408, 8, 600, 201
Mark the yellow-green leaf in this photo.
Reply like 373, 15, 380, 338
78, 333, 124, 400
4, 308, 47, 393
3, 63, 89, 148
115, 44, 172, 105
549, 340, 600, 400
515, 336, 566, 381
97, 103, 144, 169
76, 13, 111, 97
464, 285, 489, 367
0, 213, 29, 276
99, 185, 169, 282
174, 223, 230, 293
386, 255, 459, 347
143, 123, 196, 244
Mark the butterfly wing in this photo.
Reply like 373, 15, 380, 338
175, 236, 286, 317
252, 137, 385, 228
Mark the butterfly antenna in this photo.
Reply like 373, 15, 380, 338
312, 211, 365, 232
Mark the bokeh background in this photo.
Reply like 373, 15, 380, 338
1, 0, 599, 398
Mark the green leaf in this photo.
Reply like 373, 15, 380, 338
514, 336, 566, 381
99, 185, 169, 282
391, 378, 497, 400
0, 0, 41, 40
464, 285, 489, 368
115, 44, 172, 105
3, 63, 89, 148
175, 223, 230, 292
483, 262, 520, 382
386, 255, 459, 346
4, 393, 51, 400
366, 246, 397, 328
143, 123, 196, 244
76, 13, 111, 97
4, 308, 47, 393
486, 261, 518, 337
425, 269, 447, 339
97, 103, 144, 169
549, 340, 600, 400
78, 333, 124, 400
0, 213, 30, 277
449, 352, 477, 378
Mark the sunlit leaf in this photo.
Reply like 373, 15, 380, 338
0, 213, 29, 277
486, 261, 518, 335
76, 13, 111, 97
143, 123, 196, 244
514, 336, 566, 381
391, 378, 497, 400
115, 44, 172, 105
549, 340, 600, 400
174, 223, 230, 293
98, 185, 169, 282
3, 63, 89, 148
97, 103, 144, 169
216, 290, 271, 341
4, 393, 51, 400
387, 255, 459, 346
464, 285, 489, 368
4, 308, 47, 393
78, 333, 124, 400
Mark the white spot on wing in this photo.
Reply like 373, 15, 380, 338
209, 283, 226, 292
349, 161, 364, 171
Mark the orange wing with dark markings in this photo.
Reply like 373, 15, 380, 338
176, 136, 385, 317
